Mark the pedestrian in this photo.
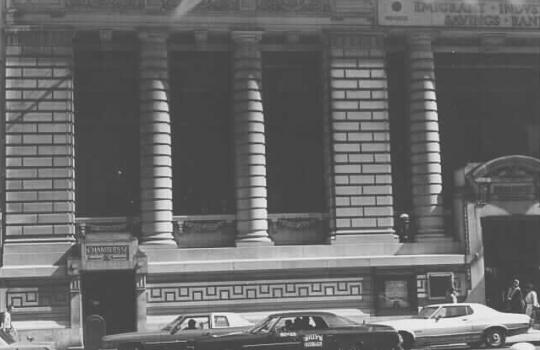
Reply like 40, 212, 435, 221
506, 279, 525, 313
446, 287, 458, 303
0, 305, 16, 339
524, 283, 539, 320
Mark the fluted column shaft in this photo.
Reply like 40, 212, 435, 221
232, 31, 272, 246
138, 32, 175, 245
407, 33, 445, 239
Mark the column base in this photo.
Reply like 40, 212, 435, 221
235, 235, 274, 247
140, 234, 177, 246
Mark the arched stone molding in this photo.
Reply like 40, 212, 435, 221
466, 155, 540, 205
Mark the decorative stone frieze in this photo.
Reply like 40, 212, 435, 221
465, 155, 540, 205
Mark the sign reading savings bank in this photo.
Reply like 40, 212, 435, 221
379, 0, 540, 28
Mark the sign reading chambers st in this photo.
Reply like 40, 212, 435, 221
379, 0, 540, 28
86, 245, 129, 261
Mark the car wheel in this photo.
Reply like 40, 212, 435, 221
484, 328, 506, 348
398, 332, 413, 350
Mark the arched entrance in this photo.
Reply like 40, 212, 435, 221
460, 155, 540, 305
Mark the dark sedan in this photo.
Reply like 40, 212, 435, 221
190, 311, 402, 350
101, 312, 253, 350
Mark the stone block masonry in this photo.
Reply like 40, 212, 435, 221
328, 34, 395, 238
4, 30, 75, 242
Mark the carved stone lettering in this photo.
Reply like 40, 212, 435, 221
86, 245, 129, 261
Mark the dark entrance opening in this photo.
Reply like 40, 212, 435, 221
82, 270, 136, 335
483, 216, 540, 310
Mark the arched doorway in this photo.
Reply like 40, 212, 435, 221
461, 155, 540, 305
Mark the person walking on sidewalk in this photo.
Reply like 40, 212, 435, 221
524, 283, 540, 320
0, 305, 17, 339
506, 279, 525, 313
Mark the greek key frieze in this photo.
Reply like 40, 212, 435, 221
6, 287, 69, 308
148, 278, 363, 304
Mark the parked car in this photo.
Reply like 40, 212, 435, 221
374, 303, 531, 349
101, 312, 253, 350
190, 311, 402, 350
0, 329, 55, 350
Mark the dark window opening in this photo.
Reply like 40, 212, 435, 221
436, 53, 540, 229
262, 52, 325, 213
387, 50, 412, 221
74, 47, 139, 217
170, 52, 234, 215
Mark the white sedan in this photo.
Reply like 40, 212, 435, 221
374, 303, 531, 349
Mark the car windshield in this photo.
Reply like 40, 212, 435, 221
418, 306, 440, 319
0, 329, 15, 345
249, 316, 279, 334
162, 316, 184, 333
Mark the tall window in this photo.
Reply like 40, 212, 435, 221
262, 52, 325, 213
74, 36, 139, 217
386, 50, 412, 217
436, 53, 540, 217
170, 52, 234, 215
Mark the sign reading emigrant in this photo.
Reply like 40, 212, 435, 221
379, 0, 540, 28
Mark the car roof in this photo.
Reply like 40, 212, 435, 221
423, 303, 481, 308
267, 311, 338, 318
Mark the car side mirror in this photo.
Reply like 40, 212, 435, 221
435, 315, 442, 322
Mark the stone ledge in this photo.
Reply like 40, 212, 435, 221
141, 244, 466, 274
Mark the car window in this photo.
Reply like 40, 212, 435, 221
0, 329, 13, 345
179, 316, 210, 330
440, 306, 469, 318
214, 315, 230, 328
419, 306, 440, 318
274, 316, 331, 332
250, 316, 279, 334
466, 306, 473, 315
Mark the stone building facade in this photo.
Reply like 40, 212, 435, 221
1, 0, 540, 348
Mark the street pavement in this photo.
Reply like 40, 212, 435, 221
413, 329, 540, 350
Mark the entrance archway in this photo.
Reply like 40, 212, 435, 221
82, 270, 137, 335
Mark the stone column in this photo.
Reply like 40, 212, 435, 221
138, 31, 175, 245
231, 31, 272, 246
407, 33, 445, 240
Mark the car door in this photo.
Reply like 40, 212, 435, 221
243, 316, 302, 350
425, 306, 473, 345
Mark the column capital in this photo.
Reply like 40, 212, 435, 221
231, 30, 263, 45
